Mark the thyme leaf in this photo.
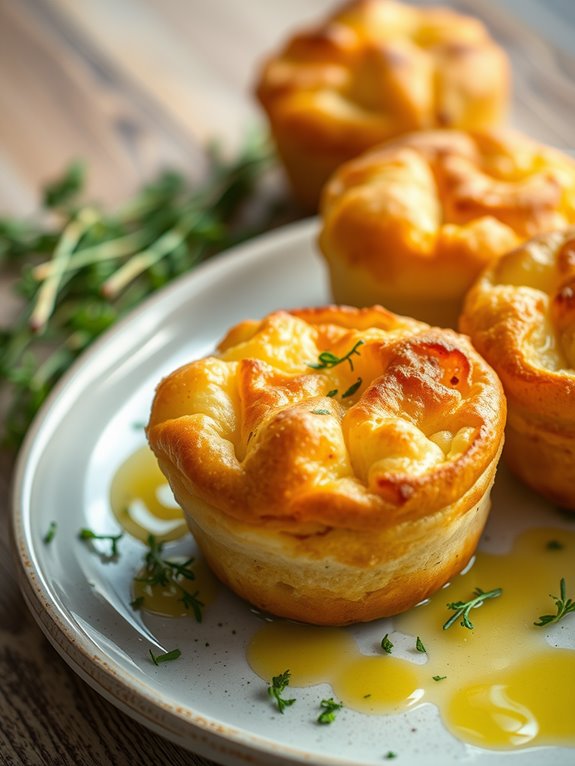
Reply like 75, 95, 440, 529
149, 648, 181, 665
381, 634, 394, 654
43, 521, 57, 545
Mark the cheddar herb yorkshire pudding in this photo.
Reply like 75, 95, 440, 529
255, 0, 509, 209
460, 229, 575, 510
147, 306, 505, 625
319, 129, 575, 328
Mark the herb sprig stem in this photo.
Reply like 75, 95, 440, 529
136, 534, 204, 621
534, 577, 575, 626
0, 133, 274, 448
443, 587, 503, 631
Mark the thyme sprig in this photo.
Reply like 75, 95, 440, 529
136, 534, 204, 622
78, 527, 123, 558
267, 669, 296, 714
534, 577, 575, 627
443, 587, 503, 630
0, 134, 275, 448
308, 339, 364, 372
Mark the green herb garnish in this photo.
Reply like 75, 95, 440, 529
381, 634, 394, 654
432, 675, 447, 682
317, 697, 343, 724
341, 376, 362, 398
136, 534, 204, 622
78, 527, 123, 557
130, 596, 144, 610
326, 388, 338, 398
267, 670, 296, 714
534, 577, 575, 627
443, 587, 503, 630
0, 134, 274, 448
43, 521, 57, 544
384, 753, 397, 760
308, 339, 364, 372
546, 540, 564, 551
149, 648, 181, 665
415, 636, 426, 653
311, 408, 330, 415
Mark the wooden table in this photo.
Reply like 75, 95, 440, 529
1, 2, 573, 764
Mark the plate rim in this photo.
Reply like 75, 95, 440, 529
11, 215, 575, 766
11, 216, 351, 766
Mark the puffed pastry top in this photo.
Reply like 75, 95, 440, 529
255, 0, 509, 207
460, 229, 575, 428
148, 306, 504, 535
460, 229, 575, 509
318, 129, 575, 324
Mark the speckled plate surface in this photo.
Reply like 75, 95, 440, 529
12, 220, 575, 766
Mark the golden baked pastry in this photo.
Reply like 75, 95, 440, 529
147, 305, 506, 625
255, 0, 509, 209
460, 228, 575, 510
319, 129, 575, 328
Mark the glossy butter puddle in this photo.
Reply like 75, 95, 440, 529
248, 528, 575, 750
112, 446, 575, 751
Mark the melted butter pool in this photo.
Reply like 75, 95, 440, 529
110, 445, 187, 542
248, 527, 575, 750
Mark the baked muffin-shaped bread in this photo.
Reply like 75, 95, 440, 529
147, 306, 506, 625
319, 129, 575, 328
255, 0, 509, 209
460, 229, 575, 510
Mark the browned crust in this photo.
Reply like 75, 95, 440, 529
148, 305, 506, 531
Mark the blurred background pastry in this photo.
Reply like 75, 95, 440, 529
255, 0, 510, 209
319, 128, 575, 327
148, 305, 506, 625
460, 228, 575, 510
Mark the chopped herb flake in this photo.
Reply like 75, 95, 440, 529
381, 634, 394, 654
149, 648, 181, 665
342, 376, 362, 398
43, 521, 57, 544
317, 697, 343, 724
267, 669, 296, 714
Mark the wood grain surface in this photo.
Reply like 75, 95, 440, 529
1, 1, 574, 764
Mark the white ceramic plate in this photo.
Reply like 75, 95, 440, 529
12, 220, 575, 766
